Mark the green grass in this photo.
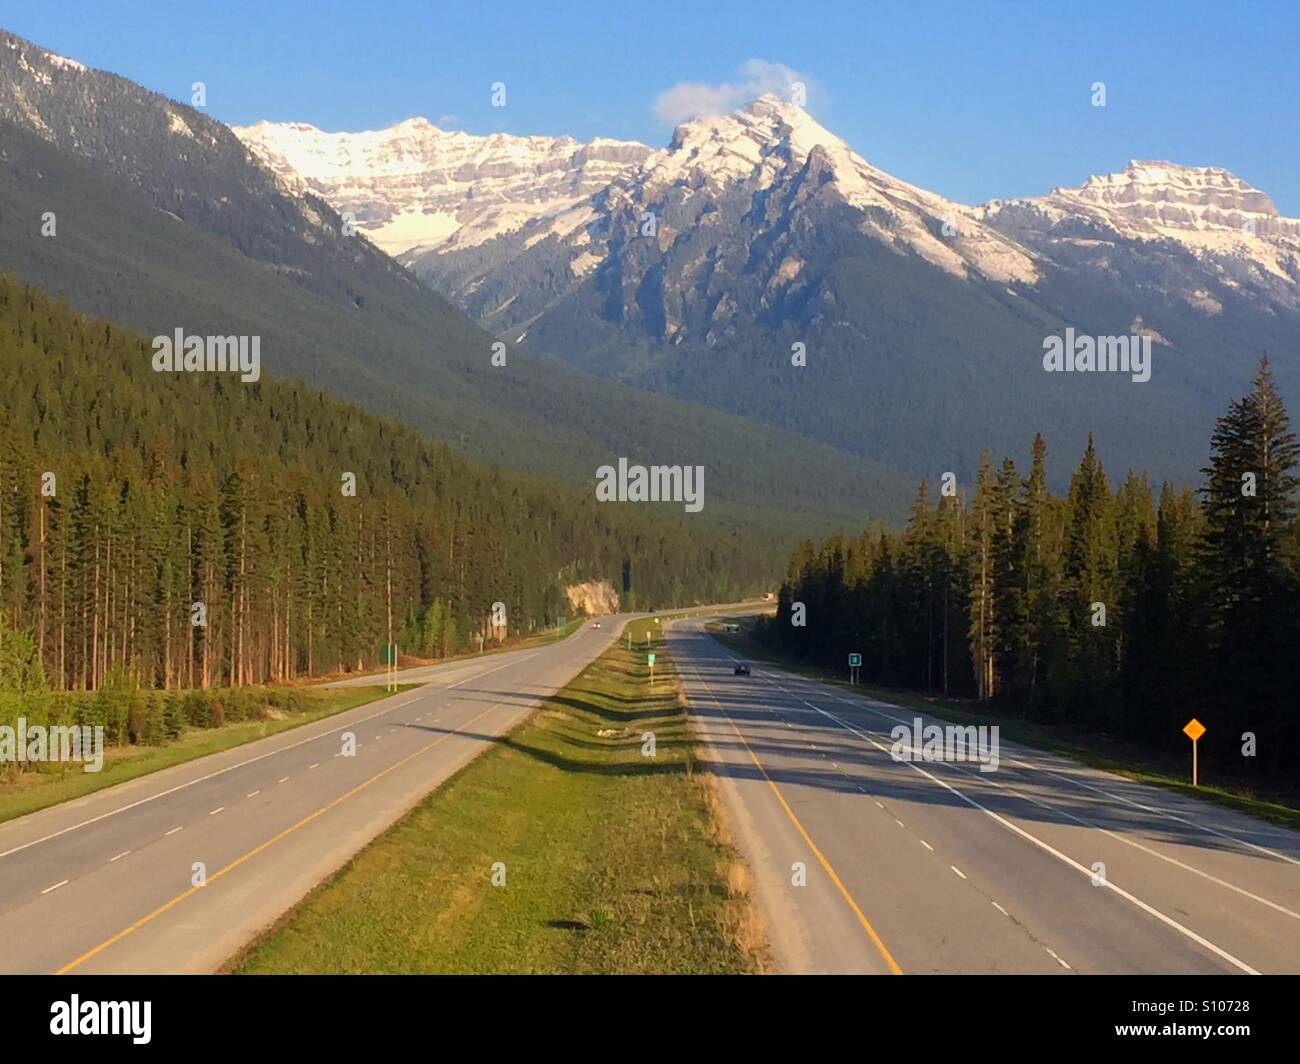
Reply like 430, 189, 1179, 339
0, 686, 407, 826
707, 619, 1300, 832
327, 619, 588, 684
229, 624, 768, 974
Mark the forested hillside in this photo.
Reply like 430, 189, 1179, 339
760, 357, 1299, 778
0, 277, 774, 691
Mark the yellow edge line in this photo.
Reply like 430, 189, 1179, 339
706, 671, 903, 975
56, 701, 503, 975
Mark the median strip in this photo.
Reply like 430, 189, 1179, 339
228, 626, 768, 974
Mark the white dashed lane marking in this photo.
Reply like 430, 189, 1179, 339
41, 880, 69, 894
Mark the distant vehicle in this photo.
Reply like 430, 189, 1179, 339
733, 664, 751, 676
591, 622, 602, 629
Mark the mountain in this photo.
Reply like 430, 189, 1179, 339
0, 29, 915, 536
251, 94, 1299, 489
0, 274, 775, 690
234, 116, 653, 257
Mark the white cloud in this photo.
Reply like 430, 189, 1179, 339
653, 59, 821, 125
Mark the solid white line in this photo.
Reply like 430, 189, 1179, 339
806, 701, 1261, 975
813, 674, 1299, 870
1004, 755, 1300, 869
165, 826, 183, 836
946, 754, 1300, 923
41, 880, 68, 894
209, 807, 224, 816
110, 850, 130, 862
793, 673, 1300, 922
0, 652, 532, 862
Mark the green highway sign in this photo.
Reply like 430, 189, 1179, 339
380, 643, 398, 665
848, 653, 862, 667
647, 653, 656, 665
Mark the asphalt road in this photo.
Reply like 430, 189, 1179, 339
671, 617, 1300, 975
0, 618, 631, 974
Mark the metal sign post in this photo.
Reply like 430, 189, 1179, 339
1183, 718, 1206, 786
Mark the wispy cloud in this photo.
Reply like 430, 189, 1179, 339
653, 59, 822, 126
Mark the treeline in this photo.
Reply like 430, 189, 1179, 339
760, 357, 1299, 777
0, 276, 769, 691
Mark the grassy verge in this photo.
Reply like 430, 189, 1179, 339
0, 685, 408, 825
228, 624, 769, 974
707, 619, 1300, 832
310, 619, 588, 685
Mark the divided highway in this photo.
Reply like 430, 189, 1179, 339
0, 620, 631, 974
671, 617, 1300, 974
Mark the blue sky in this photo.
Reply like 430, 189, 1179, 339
5, 0, 1298, 211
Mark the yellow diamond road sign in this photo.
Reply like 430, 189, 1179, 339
1183, 718, 1206, 742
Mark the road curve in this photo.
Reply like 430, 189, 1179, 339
671, 617, 1300, 975
0, 617, 634, 974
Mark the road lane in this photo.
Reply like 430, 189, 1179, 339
671, 617, 1300, 974
0, 618, 630, 974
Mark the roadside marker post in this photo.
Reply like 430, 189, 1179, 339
848, 652, 862, 685
1183, 718, 1206, 786
380, 642, 398, 692
648, 651, 656, 688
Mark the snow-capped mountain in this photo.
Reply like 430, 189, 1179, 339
235, 117, 653, 256
18, 18, 1294, 491
980, 161, 1300, 314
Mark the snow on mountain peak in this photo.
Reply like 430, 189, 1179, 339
234, 117, 653, 255
1058, 160, 1293, 236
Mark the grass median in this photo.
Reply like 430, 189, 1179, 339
229, 624, 768, 974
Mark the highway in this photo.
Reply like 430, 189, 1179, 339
671, 617, 1300, 975
0, 619, 629, 974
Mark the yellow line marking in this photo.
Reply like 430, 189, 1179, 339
695, 663, 903, 974
56, 701, 505, 975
